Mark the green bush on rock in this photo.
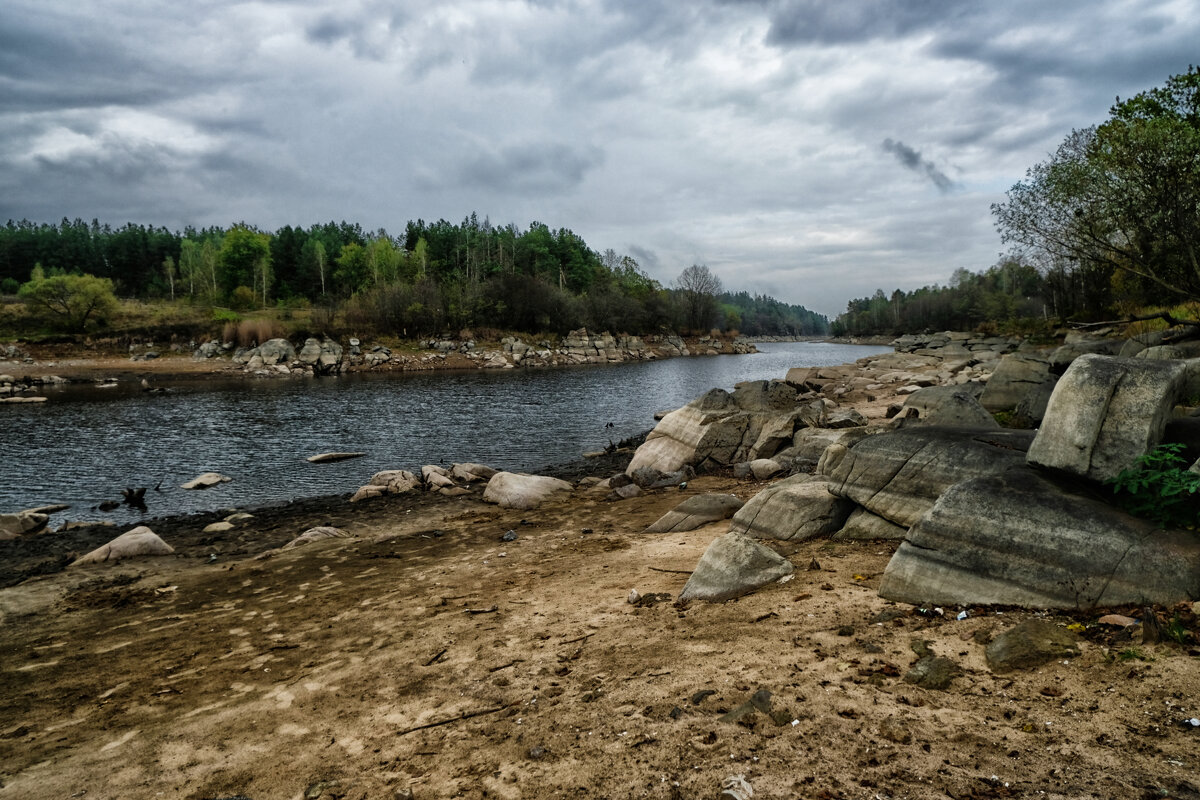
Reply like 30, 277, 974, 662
1109, 443, 1200, 529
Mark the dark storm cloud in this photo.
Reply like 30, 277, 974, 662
0, 6, 222, 115
3, 0, 1199, 317
881, 139, 954, 193
457, 142, 605, 193
763, 0, 963, 45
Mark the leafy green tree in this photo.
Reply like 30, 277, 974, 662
19, 273, 118, 332
217, 225, 272, 304
334, 242, 369, 295
994, 67, 1200, 306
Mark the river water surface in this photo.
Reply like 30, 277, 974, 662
2, 342, 889, 524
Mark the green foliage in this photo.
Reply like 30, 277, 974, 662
0, 277, 18, 294
0, 214, 826, 339
218, 225, 272, 305
211, 308, 241, 324
834, 258, 1050, 336
228, 286, 257, 311
1109, 443, 1200, 528
1114, 647, 1152, 662
18, 272, 118, 332
994, 67, 1200, 309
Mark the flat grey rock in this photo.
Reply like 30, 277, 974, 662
728, 475, 853, 542
644, 494, 745, 533
986, 618, 1081, 672
879, 466, 1200, 608
899, 384, 998, 428
679, 532, 794, 602
820, 427, 1032, 528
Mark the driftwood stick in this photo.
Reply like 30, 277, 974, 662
560, 633, 594, 645
395, 704, 510, 736
648, 567, 693, 575
423, 648, 448, 666
466, 605, 498, 615
1071, 312, 1200, 330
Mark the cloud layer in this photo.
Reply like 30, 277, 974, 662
1, 0, 1195, 316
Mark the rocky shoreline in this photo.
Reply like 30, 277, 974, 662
0, 328, 758, 396
2, 329, 1199, 799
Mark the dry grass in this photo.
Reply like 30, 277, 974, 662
221, 318, 287, 348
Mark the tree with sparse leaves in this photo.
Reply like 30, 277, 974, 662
677, 263, 723, 332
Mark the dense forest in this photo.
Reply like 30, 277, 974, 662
0, 215, 827, 338
837, 67, 1200, 338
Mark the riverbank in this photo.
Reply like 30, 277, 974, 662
0, 329, 757, 389
1, 347, 1197, 799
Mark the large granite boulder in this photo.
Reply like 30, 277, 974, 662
819, 427, 1033, 528
626, 381, 825, 475
1027, 354, 1189, 483
782, 428, 871, 463
482, 472, 572, 510
256, 338, 296, 365
451, 462, 498, 483
897, 384, 998, 428
299, 337, 344, 375
644, 494, 745, 533
979, 353, 1054, 412
678, 532, 794, 602
728, 474, 854, 542
71, 526, 174, 565
350, 469, 421, 501
879, 466, 1200, 608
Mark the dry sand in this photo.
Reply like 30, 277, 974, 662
2, 472, 1199, 800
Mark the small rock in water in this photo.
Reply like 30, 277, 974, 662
501, 530, 518, 542
627, 589, 641, 604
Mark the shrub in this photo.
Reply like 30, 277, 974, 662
18, 273, 118, 332
1, 277, 19, 295
1109, 443, 1200, 529
229, 285, 257, 311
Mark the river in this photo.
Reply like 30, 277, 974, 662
2, 341, 889, 524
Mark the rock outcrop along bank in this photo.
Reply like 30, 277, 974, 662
622, 327, 1200, 610
196, 328, 758, 377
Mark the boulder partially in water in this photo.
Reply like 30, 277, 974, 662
180, 472, 231, 490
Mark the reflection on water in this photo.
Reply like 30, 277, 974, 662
0, 342, 889, 523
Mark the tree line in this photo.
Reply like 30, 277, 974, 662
837, 67, 1200, 337
0, 215, 827, 337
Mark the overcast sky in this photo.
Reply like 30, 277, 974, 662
2, 1, 1196, 316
